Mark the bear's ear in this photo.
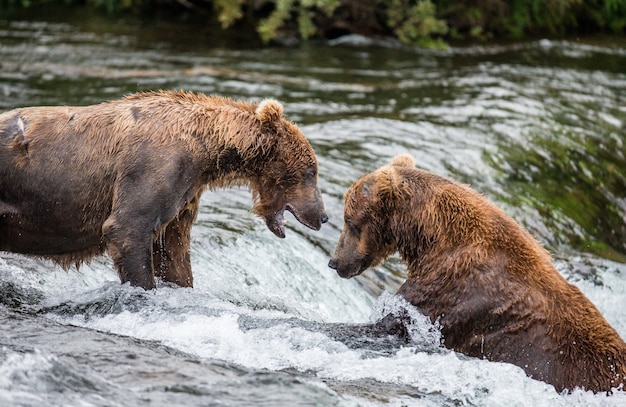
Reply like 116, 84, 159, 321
390, 154, 415, 168
376, 166, 410, 201
255, 99, 284, 123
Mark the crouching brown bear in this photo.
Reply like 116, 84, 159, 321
328, 154, 626, 393
0, 90, 328, 290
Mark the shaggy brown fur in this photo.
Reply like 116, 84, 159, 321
0, 90, 327, 290
329, 154, 626, 393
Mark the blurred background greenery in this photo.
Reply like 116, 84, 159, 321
2, 0, 625, 48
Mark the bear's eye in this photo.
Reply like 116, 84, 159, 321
304, 167, 316, 179
345, 219, 360, 235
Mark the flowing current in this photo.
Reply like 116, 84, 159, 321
1, 10, 626, 406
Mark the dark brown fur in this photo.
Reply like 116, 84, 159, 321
329, 154, 626, 393
0, 90, 327, 290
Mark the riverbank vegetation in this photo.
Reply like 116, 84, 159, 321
2, 0, 626, 47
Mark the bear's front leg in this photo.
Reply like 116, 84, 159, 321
103, 216, 156, 290
152, 206, 195, 287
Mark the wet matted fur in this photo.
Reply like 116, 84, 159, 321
329, 154, 626, 393
0, 91, 327, 289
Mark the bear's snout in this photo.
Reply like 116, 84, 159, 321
328, 256, 364, 279
284, 199, 327, 232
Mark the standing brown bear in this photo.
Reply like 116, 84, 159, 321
0, 90, 328, 290
328, 154, 626, 393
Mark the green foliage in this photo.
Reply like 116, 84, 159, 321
213, 0, 245, 29
253, 0, 447, 45
509, 0, 626, 37
2, 0, 625, 44
582, 0, 626, 33
257, 0, 292, 43
89, 0, 131, 14
297, 7, 316, 40
605, 0, 626, 15
256, 0, 340, 43
465, 7, 486, 39
603, 0, 626, 31
387, 0, 448, 47
507, 0, 582, 38
0, 0, 31, 7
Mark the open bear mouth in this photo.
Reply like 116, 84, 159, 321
266, 208, 287, 239
285, 204, 322, 231
266, 204, 322, 239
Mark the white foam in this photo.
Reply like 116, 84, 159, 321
0, 350, 55, 405
4, 199, 626, 407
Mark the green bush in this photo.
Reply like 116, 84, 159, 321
2, 0, 625, 46
387, 0, 448, 47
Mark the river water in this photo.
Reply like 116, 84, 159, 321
1, 8, 626, 407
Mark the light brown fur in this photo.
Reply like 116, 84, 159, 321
329, 154, 626, 393
0, 90, 327, 289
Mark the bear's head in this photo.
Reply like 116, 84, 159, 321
328, 154, 415, 278
251, 99, 328, 238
